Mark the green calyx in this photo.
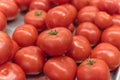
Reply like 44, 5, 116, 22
87, 59, 95, 66
49, 30, 58, 35
35, 11, 42, 16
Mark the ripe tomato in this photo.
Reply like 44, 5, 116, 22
37, 27, 73, 56
94, 11, 113, 29
91, 42, 120, 71
44, 56, 77, 80
77, 58, 110, 80
0, 31, 12, 65
102, 26, 120, 50
29, 0, 51, 11
112, 15, 120, 26
24, 10, 47, 32
49, 0, 71, 5
67, 35, 91, 62
76, 22, 101, 46
0, 0, 18, 20
14, 46, 45, 75
37, 77, 49, 80
89, 0, 100, 7
78, 6, 99, 23
98, 0, 118, 14
12, 24, 38, 47
0, 62, 26, 80
0, 12, 7, 30
45, 4, 77, 28
71, 0, 89, 10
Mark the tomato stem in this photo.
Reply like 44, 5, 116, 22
49, 30, 58, 35
87, 59, 95, 66
35, 11, 42, 16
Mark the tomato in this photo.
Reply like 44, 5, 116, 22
0, 62, 26, 80
14, 0, 32, 11
77, 58, 110, 80
44, 56, 77, 80
89, 0, 100, 7
49, 0, 71, 5
67, 23, 75, 33
37, 27, 73, 56
0, 12, 7, 30
12, 24, 38, 47
101, 26, 120, 50
91, 42, 120, 71
98, 0, 118, 14
45, 4, 77, 28
29, 0, 51, 11
76, 22, 101, 46
67, 35, 91, 62
0, 31, 12, 65
94, 11, 113, 29
78, 6, 99, 23
71, 0, 89, 10
37, 77, 49, 80
14, 46, 45, 75
0, 0, 18, 20
24, 10, 47, 32
112, 15, 120, 26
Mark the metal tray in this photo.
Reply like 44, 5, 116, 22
6, 12, 120, 80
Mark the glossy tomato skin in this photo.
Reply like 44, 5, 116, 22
91, 42, 120, 71
45, 4, 77, 28
67, 35, 91, 62
44, 56, 77, 80
12, 24, 38, 47
89, 0, 100, 7
0, 0, 18, 20
77, 58, 110, 80
24, 10, 47, 32
76, 22, 101, 46
78, 6, 99, 23
29, 0, 51, 11
112, 15, 120, 26
94, 11, 113, 29
14, 46, 45, 75
98, 0, 118, 14
0, 31, 13, 65
49, 0, 70, 5
0, 62, 26, 80
0, 12, 7, 30
71, 0, 89, 10
37, 27, 73, 56
102, 26, 120, 50
68, 23, 75, 33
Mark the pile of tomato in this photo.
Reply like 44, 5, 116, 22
0, 0, 120, 80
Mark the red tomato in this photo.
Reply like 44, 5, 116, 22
89, 0, 100, 7
29, 0, 51, 11
67, 23, 75, 33
45, 4, 77, 28
78, 6, 99, 23
44, 56, 77, 80
112, 15, 120, 26
71, 0, 89, 10
37, 77, 49, 80
76, 22, 101, 46
0, 31, 12, 65
98, 0, 118, 14
14, 0, 32, 11
77, 58, 110, 80
0, 12, 7, 30
0, 62, 26, 80
91, 42, 120, 71
0, 0, 18, 20
67, 35, 91, 62
12, 24, 38, 47
24, 10, 47, 32
37, 27, 73, 56
94, 11, 113, 29
49, 0, 71, 5
14, 46, 45, 75
102, 26, 120, 50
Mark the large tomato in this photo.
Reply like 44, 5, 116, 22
102, 26, 120, 50
37, 27, 73, 56
12, 24, 38, 47
77, 58, 110, 80
24, 10, 47, 32
14, 46, 45, 75
91, 42, 120, 71
45, 4, 77, 28
0, 31, 13, 65
0, 0, 18, 20
0, 62, 26, 80
0, 12, 7, 30
44, 56, 77, 80
76, 22, 101, 46
67, 35, 91, 62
